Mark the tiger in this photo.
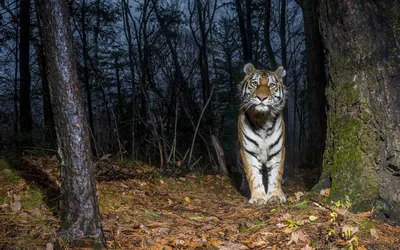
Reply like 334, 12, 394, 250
237, 63, 287, 205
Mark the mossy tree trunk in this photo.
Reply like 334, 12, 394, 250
35, 0, 105, 245
316, 0, 400, 222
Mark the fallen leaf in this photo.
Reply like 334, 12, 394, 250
295, 191, 304, 201
358, 246, 367, 250
184, 197, 190, 203
188, 216, 203, 221
320, 188, 330, 196
10, 201, 21, 212
276, 223, 286, 228
370, 228, 379, 239
309, 215, 318, 222
144, 209, 160, 217
46, 243, 53, 250
283, 227, 292, 234
155, 227, 170, 235
218, 241, 248, 249
208, 237, 223, 246
287, 230, 309, 246
297, 230, 310, 243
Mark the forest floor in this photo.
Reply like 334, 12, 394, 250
0, 155, 399, 250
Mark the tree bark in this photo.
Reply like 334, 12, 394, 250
35, 0, 105, 245
297, 0, 327, 172
122, 0, 136, 160
19, 0, 32, 146
264, 0, 277, 69
235, 0, 252, 62
80, 0, 96, 156
316, 0, 400, 222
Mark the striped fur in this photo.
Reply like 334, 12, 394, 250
238, 63, 287, 204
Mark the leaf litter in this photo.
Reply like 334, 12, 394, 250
0, 155, 399, 249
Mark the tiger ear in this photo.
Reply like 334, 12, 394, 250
243, 63, 255, 75
275, 66, 286, 79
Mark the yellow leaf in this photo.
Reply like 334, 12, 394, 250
168, 199, 173, 205
184, 197, 190, 203
309, 215, 318, 221
283, 227, 292, 234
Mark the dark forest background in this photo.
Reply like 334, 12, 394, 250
0, 0, 321, 178
1, 0, 400, 245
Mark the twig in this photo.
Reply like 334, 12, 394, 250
188, 85, 215, 165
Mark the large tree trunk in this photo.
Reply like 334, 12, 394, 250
296, 0, 327, 172
316, 0, 400, 222
19, 0, 32, 146
36, 0, 105, 245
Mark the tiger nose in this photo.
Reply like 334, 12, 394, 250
256, 94, 268, 101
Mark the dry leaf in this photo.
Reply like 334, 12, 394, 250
309, 215, 318, 221
218, 241, 248, 250
287, 230, 309, 246
283, 227, 292, 234
370, 228, 379, 239
358, 246, 367, 250
10, 201, 21, 212
320, 188, 330, 196
300, 245, 314, 250
276, 223, 286, 228
295, 191, 304, 201
46, 243, 54, 250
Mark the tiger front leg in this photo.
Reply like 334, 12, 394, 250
241, 149, 268, 205
266, 148, 286, 203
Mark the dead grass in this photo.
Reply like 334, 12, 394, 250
0, 155, 399, 249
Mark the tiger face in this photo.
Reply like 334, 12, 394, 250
239, 63, 286, 115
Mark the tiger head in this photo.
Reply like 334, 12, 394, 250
239, 63, 287, 116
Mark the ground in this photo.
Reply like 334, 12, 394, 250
0, 155, 399, 249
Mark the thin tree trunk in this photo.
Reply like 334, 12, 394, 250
264, 0, 277, 69
122, 0, 136, 161
34, 3, 56, 148
19, 0, 32, 146
13, 21, 19, 144
81, 0, 96, 156
280, 0, 289, 158
36, 0, 105, 245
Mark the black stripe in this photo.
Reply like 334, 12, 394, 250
244, 112, 263, 134
241, 82, 248, 97
266, 116, 278, 133
268, 146, 282, 161
269, 132, 282, 150
243, 131, 259, 147
244, 148, 259, 160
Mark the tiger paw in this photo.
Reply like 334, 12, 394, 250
266, 190, 286, 203
249, 193, 268, 205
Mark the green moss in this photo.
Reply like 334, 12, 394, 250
322, 71, 380, 213
0, 159, 20, 188
359, 219, 374, 233
21, 188, 45, 209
